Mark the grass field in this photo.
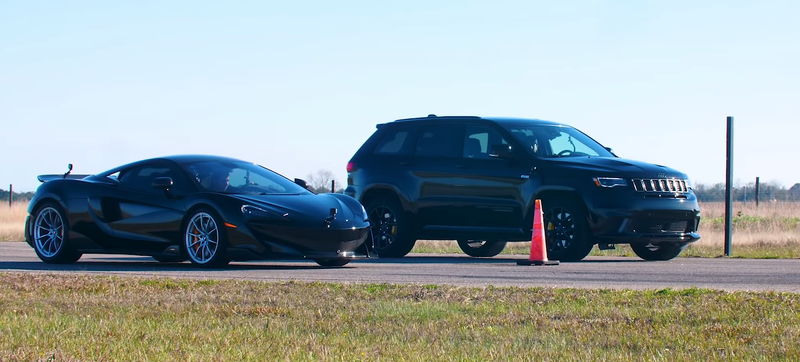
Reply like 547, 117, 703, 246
3, 201, 799, 258
1, 273, 798, 361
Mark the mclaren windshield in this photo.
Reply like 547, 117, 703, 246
181, 160, 313, 195
503, 123, 615, 158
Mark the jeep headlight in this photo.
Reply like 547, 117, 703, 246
593, 177, 627, 188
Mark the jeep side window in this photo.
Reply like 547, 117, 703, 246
374, 130, 412, 155
413, 125, 461, 158
463, 126, 509, 159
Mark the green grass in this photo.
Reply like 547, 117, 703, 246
1, 273, 799, 361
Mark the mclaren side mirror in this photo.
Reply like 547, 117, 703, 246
152, 177, 173, 190
294, 178, 315, 192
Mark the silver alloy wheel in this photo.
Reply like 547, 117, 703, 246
185, 212, 219, 264
33, 206, 64, 258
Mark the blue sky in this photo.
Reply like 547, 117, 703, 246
2, 0, 798, 192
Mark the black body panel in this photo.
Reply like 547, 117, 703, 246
345, 115, 701, 260
25, 155, 372, 265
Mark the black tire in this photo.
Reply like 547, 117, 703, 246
314, 259, 351, 267
182, 208, 230, 268
457, 239, 507, 257
541, 197, 594, 262
30, 201, 82, 264
151, 255, 187, 263
630, 242, 687, 261
365, 197, 416, 258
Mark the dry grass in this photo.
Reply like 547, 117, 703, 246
413, 201, 800, 258
0, 203, 28, 242
694, 201, 800, 246
4, 201, 800, 257
1, 273, 799, 361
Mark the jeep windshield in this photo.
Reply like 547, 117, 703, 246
503, 124, 614, 158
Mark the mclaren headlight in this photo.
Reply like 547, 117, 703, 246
593, 177, 627, 188
359, 203, 368, 221
241, 205, 289, 221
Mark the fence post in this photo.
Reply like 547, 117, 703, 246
8, 184, 11, 207
755, 177, 760, 208
724, 116, 734, 257
331, 180, 335, 194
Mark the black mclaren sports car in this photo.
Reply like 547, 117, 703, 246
24, 155, 373, 267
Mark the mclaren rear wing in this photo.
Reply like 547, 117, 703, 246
37, 174, 92, 183
36, 163, 90, 183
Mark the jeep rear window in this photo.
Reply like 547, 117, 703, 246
374, 130, 412, 155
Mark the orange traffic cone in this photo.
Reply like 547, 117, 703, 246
517, 199, 559, 266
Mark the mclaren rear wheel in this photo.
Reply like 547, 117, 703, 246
31, 202, 82, 264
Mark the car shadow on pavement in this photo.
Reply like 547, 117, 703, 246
0, 259, 341, 273
353, 254, 645, 264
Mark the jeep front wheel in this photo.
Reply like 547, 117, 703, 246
541, 197, 594, 262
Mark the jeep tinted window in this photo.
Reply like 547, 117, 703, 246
374, 129, 412, 155
414, 125, 462, 158
464, 126, 509, 159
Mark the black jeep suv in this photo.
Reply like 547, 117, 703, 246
345, 115, 701, 261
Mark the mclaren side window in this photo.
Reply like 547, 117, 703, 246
117, 164, 190, 194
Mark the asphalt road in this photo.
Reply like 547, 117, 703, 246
2, 242, 798, 293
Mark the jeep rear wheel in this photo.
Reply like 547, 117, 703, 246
541, 197, 594, 262
630, 242, 687, 261
457, 239, 507, 257
365, 197, 416, 258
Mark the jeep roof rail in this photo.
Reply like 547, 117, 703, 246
392, 115, 483, 123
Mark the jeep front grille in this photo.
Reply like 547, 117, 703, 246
631, 178, 689, 193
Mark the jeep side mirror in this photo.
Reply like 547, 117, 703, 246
488, 144, 514, 159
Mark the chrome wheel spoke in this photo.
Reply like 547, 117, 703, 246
186, 212, 220, 264
34, 207, 64, 258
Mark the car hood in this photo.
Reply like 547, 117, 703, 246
540, 156, 689, 179
231, 193, 363, 222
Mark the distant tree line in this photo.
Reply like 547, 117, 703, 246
693, 181, 800, 202
1, 188, 35, 204
5, 179, 799, 203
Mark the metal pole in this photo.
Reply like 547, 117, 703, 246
755, 177, 760, 208
724, 116, 734, 257
8, 184, 11, 207
331, 180, 335, 194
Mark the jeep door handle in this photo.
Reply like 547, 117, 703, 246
399, 162, 412, 166
455, 165, 466, 169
